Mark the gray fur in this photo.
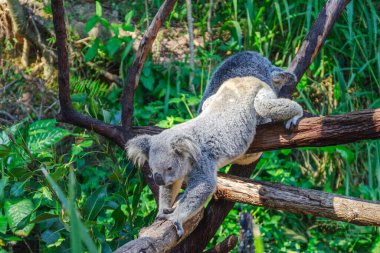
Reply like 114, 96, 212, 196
126, 51, 303, 238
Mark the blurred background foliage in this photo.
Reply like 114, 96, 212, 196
0, 0, 380, 252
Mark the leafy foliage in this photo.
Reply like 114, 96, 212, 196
0, 0, 380, 252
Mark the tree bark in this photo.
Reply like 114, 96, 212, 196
279, 0, 351, 98
115, 173, 380, 253
216, 174, 380, 227
114, 209, 204, 253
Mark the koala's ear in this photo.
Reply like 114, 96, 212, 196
271, 69, 296, 87
170, 134, 200, 163
126, 135, 152, 167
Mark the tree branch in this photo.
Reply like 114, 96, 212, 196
134, 109, 380, 154
216, 174, 380, 227
203, 235, 238, 253
114, 209, 204, 253
51, 0, 128, 147
279, 0, 351, 98
116, 171, 380, 253
120, 0, 178, 130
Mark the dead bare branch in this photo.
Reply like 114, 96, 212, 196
216, 174, 380, 226
279, 0, 351, 98
120, 0, 178, 130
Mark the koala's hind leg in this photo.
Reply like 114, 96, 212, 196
254, 88, 303, 129
157, 178, 184, 216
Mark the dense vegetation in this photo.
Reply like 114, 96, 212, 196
0, 0, 379, 252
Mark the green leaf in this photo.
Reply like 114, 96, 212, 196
83, 185, 107, 221
95, 1, 102, 17
125, 10, 134, 24
106, 37, 122, 57
85, 15, 100, 33
0, 144, 10, 158
100, 17, 109, 30
4, 199, 35, 237
0, 177, 8, 205
84, 38, 100, 62
41, 229, 60, 245
0, 215, 7, 234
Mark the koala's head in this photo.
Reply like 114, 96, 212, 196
271, 68, 297, 95
126, 133, 200, 186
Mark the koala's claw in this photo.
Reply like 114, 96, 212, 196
285, 115, 302, 130
174, 221, 184, 239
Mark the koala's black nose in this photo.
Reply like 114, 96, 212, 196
154, 173, 164, 185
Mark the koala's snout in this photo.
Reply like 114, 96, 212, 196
154, 173, 165, 185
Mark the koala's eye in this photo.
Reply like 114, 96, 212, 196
167, 167, 173, 171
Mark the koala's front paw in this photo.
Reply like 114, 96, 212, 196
155, 207, 175, 220
154, 212, 184, 239
285, 114, 303, 130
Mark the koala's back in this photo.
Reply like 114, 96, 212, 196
199, 51, 274, 111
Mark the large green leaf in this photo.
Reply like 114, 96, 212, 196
41, 229, 60, 245
27, 119, 72, 154
83, 185, 107, 221
85, 15, 100, 33
4, 199, 35, 237
106, 37, 122, 57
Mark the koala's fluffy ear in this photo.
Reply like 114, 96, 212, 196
126, 135, 151, 167
271, 69, 297, 87
170, 134, 200, 163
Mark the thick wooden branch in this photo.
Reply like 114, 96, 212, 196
114, 209, 204, 253
134, 109, 380, 154
249, 109, 380, 152
216, 174, 380, 226
120, 0, 178, 130
279, 0, 351, 98
116, 171, 380, 253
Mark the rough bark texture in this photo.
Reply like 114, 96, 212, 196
115, 171, 380, 253
121, 0, 178, 129
249, 108, 380, 152
114, 209, 204, 253
216, 174, 380, 227
279, 0, 351, 98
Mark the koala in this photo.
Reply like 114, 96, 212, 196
127, 51, 303, 238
